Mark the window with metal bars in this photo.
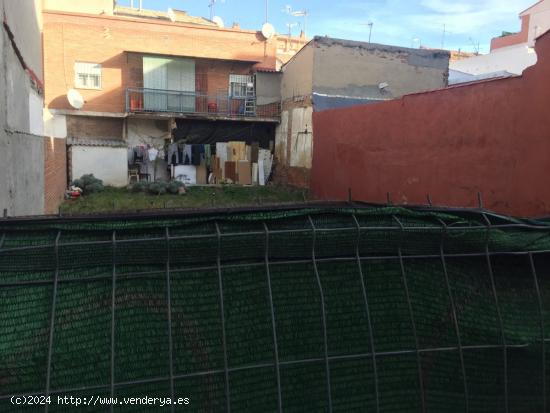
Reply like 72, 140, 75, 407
74, 62, 102, 89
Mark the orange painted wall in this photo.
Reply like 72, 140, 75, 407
311, 31, 550, 218
43, 11, 277, 113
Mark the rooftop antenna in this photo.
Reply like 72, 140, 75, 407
291, 10, 308, 37
265, 0, 268, 23
359, 21, 374, 43
468, 37, 480, 54
441, 24, 446, 49
286, 22, 297, 38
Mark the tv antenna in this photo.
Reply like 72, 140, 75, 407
291, 10, 308, 36
441, 24, 446, 49
286, 22, 297, 37
359, 21, 374, 43
208, 0, 225, 21
468, 37, 480, 54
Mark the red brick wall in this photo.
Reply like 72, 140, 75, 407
311, 31, 550, 218
44, 137, 67, 214
43, 11, 277, 113
490, 15, 530, 51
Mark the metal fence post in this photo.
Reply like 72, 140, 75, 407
263, 222, 283, 413
438, 218, 469, 412
528, 252, 546, 412
308, 215, 333, 413
44, 230, 61, 413
351, 214, 380, 413
165, 227, 175, 413
110, 230, 117, 413
393, 215, 426, 413
481, 213, 508, 413
215, 222, 231, 413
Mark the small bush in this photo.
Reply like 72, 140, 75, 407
146, 182, 168, 195
167, 180, 185, 194
130, 181, 150, 193
72, 174, 104, 195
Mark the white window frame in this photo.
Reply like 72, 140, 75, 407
74, 62, 102, 90
229, 74, 252, 99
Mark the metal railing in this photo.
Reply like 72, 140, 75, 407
126, 87, 280, 120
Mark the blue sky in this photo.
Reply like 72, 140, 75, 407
117, 0, 535, 53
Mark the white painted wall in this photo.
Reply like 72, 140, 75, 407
522, 0, 550, 46
43, 110, 67, 138
29, 90, 44, 136
289, 107, 313, 168
71, 146, 128, 187
450, 43, 537, 76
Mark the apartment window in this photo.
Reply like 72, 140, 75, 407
229, 74, 252, 99
74, 62, 102, 89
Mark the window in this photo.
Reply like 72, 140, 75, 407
74, 62, 102, 89
229, 74, 253, 99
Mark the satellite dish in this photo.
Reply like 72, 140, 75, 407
67, 89, 84, 109
167, 8, 176, 22
261, 22, 275, 39
212, 16, 224, 28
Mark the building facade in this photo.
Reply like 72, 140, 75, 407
450, 0, 550, 84
0, 0, 66, 216
43, 1, 282, 186
275, 36, 450, 187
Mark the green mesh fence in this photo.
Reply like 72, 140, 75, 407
0, 205, 549, 412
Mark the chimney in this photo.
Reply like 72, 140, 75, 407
232, 22, 240, 29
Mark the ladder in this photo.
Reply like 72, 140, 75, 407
244, 80, 256, 117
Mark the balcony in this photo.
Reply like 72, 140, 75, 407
126, 88, 280, 122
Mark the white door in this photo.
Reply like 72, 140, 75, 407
167, 58, 196, 112
143, 56, 169, 111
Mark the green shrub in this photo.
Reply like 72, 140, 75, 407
72, 174, 104, 195
146, 181, 168, 195
130, 181, 150, 193
167, 180, 185, 194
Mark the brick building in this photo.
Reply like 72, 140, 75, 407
43, 0, 284, 186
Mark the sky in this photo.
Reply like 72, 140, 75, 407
117, 0, 536, 53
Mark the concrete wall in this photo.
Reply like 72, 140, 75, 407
0, 0, 63, 217
275, 37, 449, 188
312, 37, 449, 110
310, 31, 550, 218
256, 72, 282, 105
450, 44, 537, 76
280, 44, 314, 101
71, 146, 128, 187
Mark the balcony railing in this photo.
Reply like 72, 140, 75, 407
126, 88, 280, 120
